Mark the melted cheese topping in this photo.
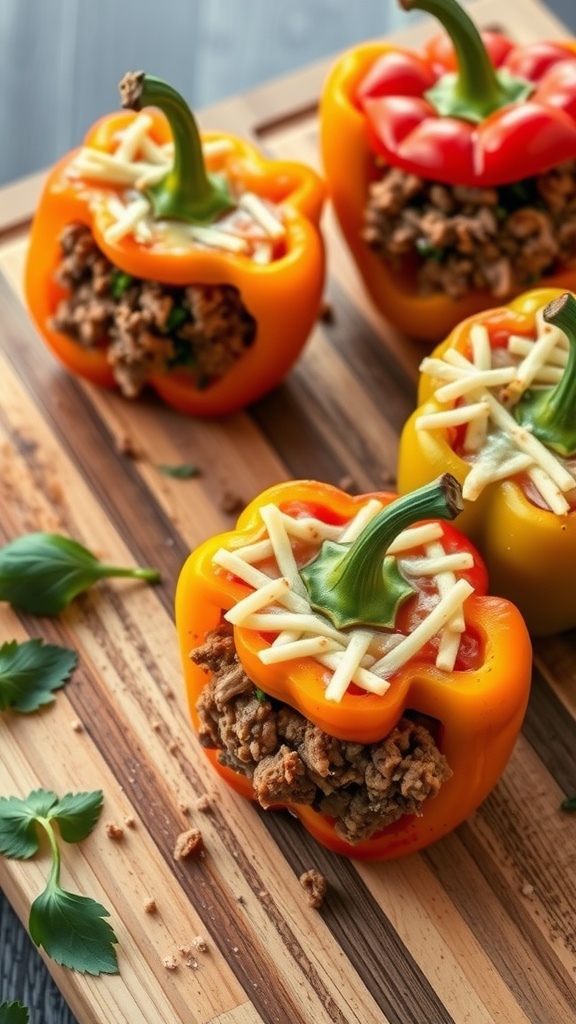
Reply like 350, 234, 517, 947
67, 113, 286, 259
216, 502, 475, 703
418, 319, 576, 513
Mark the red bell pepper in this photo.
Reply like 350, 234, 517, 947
359, 0, 576, 187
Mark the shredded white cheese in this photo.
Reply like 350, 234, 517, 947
188, 224, 251, 254
324, 631, 375, 702
213, 497, 476, 703
418, 318, 576, 511
103, 196, 151, 243
370, 579, 474, 678
68, 118, 286, 257
238, 193, 285, 240
224, 576, 291, 625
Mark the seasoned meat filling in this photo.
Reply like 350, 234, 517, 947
50, 223, 256, 396
363, 161, 576, 300
192, 623, 452, 845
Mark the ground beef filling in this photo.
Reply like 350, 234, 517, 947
50, 223, 257, 397
192, 623, 452, 845
363, 160, 576, 301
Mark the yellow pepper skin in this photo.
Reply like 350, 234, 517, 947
319, 44, 576, 343
397, 287, 576, 635
176, 479, 532, 860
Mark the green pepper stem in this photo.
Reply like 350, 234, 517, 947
119, 71, 233, 224
399, 0, 532, 122
514, 293, 576, 457
300, 474, 463, 630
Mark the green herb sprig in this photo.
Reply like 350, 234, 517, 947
0, 532, 161, 615
561, 795, 576, 812
0, 639, 77, 713
157, 463, 200, 479
0, 1003, 29, 1024
0, 789, 118, 975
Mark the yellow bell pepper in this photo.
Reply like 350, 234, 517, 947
397, 287, 576, 634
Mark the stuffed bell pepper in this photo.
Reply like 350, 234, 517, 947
397, 287, 576, 635
176, 475, 531, 860
24, 72, 325, 417
320, 0, 576, 341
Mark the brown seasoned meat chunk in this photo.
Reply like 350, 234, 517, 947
363, 160, 576, 301
50, 224, 256, 396
191, 623, 452, 845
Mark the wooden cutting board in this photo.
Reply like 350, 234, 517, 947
1, 2, 576, 1022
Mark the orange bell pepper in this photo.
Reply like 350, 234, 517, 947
319, 0, 576, 342
24, 73, 325, 417
397, 287, 576, 635
176, 476, 531, 860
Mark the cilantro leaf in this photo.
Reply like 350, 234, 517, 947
561, 795, 576, 811
0, 639, 77, 713
49, 791, 104, 844
0, 788, 119, 975
0, 1003, 30, 1024
0, 791, 58, 858
0, 532, 160, 615
157, 463, 200, 479
29, 882, 118, 975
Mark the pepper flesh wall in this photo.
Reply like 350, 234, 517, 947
176, 477, 531, 860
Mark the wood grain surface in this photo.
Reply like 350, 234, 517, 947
1, 3, 576, 1022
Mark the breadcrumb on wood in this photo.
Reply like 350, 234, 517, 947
162, 955, 179, 971
299, 868, 327, 909
143, 898, 158, 914
105, 822, 125, 841
173, 828, 203, 860
319, 299, 335, 323
195, 794, 211, 812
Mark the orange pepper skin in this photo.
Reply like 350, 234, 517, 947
397, 287, 576, 635
319, 44, 576, 343
175, 479, 531, 860
24, 111, 326, 417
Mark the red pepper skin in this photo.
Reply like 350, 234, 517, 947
176, 480, 532, 861
357, 35, 576, 186
320, 38, 576, 341
24, 110, 326, 417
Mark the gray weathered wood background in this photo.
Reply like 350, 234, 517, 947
1, 1, 575, 1022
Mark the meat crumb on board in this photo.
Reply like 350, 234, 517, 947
173, 827, 204, 859
143, 897, 158, 914
70, 719, 83, 732
319, 299, 335, 324
123, 814, 136, 828
116, 432, 140, 459
195, 794, 211, 812
219, 488, 245, 516
299, 869, 328, 909
105, 822, 125, 841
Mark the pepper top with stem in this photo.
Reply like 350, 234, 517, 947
300, 474, 464, 630
119, 71, 234, 224
399, 0, 532, 122
514, 292, 576, 457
